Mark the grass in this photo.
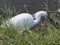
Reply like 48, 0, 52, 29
0, 4, 60, 45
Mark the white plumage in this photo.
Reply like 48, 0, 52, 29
1, 11, 47, 31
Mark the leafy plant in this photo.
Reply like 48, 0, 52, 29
0, 4, 60, 45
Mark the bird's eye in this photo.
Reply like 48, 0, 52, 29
34, 17, 35, 20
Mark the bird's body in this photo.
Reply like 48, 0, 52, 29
1, 11, 48, 31
9, 13, 34, 28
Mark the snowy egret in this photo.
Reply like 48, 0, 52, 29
1, 11, 48, 31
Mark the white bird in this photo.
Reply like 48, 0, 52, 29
1, 11, 48, 31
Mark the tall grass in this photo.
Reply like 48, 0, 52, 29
0, 4, 60, 45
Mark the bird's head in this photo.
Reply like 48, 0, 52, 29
34, 11, 48, 20
34, 11, 59, 28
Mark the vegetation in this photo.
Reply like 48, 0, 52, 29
0, 4, 60, 45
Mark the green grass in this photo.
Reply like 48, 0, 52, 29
0, 4, 60, 45
0, 21, 60, 45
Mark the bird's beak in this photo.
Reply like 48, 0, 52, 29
46, 15, 59, 27
47, 15, 55, 26
47, 15, 54, 22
